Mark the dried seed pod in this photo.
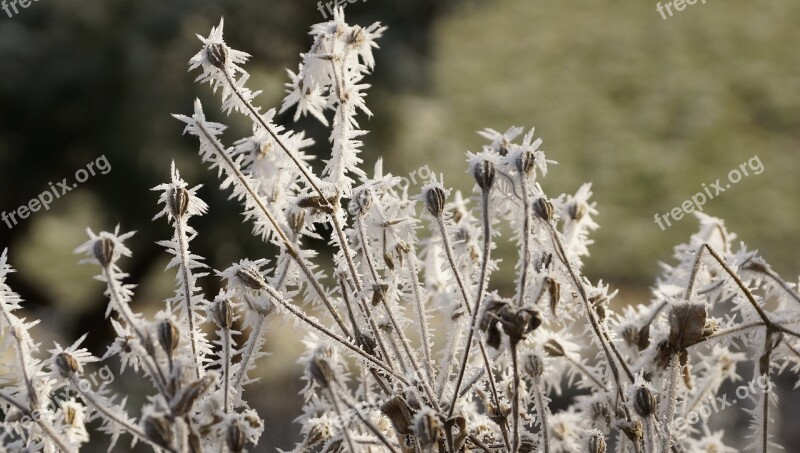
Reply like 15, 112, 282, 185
414, 409, 441, 449
523, 354, 544, 377
158, 319, 180, 357
568, 201, 587, 222
517, 150, 536, 176
287, 210, 306, 235
64, 405, 77, 426
498, 307, 542, 346
619, 419, 643, 444
381, 396, 414, 435
214, 298, 233, 329
587, 430, 607, 453
227, 421, 246, 453
206, 43, 228, 69
668, 301, 708, 350
169, 186, 190, 218
533, 197, 554, 221
144, 414, 173, 449
235, 266, 268, 291
633, 386, 657, 417
424, 186, 446, 217
348, 189, 373, 216
546, 277, 560, 314
543, 339, 565, 357
93, 237, 115, 267
472, 159, 496, 191
170, 375, 214, 416
308, 355, 335, 389
56, 352, 80, 377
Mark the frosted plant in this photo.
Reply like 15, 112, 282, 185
1, 7, 799, 453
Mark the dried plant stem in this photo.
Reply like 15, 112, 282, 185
759, 331, 775, 453
194, 119, 350, 336
564, 354, 605, 389
326, 387, 357, 453
517, 174, 531, 306
662, 355, 680, 453
403, 249, 435, 382
175, 220, 202, 378
102, 266, 169, 396
221, 326, 232, 413
510, 346, 522, 453
530, 370, 550, 453
0, 390, 75, 453
759, 267, 800, 305
338, 392, 401, 453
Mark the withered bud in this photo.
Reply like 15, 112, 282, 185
743, 256, 771, 274
206, 43, 228, 69
143, 414, 173, 449
523, 354, 544, 377
499, 307, 542, 346
633, 386, 657, 417
587, 430, 607, 453
534, 252, 553, 273
214, 298, 233, 329
304, 422, 333, 448
414, 410, 441, 449
533, 197, 554, 221
287, 210, 305, 235
64, 405, 77, 426
381, 396, 414, 435
424, 186, 446, 217
348, 189, 373, 216
168, 187, 190, 218
226, 421, 246, 453
170, 375, 213, 416
93, 237, 115, 267
546, 277, 560, 314
371, 284, 388, 306
472, 159, 496, 191
158, 319, 180, 357
517, 150, 536, 176
668, 301, 708, 350
619, 419, 643, 443
308, 355, 335, 389
622, 324, 651, 352
519, 432, 539, 453
356, 333, 377, 356
56, 352, 80, 377
485, 323, 502, 349
235, 265, 268, 291
568, 201, 587, 222
543, 339, 565, 357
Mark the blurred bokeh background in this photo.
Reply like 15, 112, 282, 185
1, 0, 799, 450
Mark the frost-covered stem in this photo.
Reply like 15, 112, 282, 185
221, 326, 232, 414
403, 249, 434, 382
759, 267, 800, 305
0, 389, 75, 453
1, 319, 36, 410
327, 387, 356, 453
263, 282, 408, 385
543, 222, 630, 395
219, 69, 328, 201
436, 214, 500, 418
67, 375, 170, 452
530, 369, 550, 453
102, 266, 169, 395
662, 355, 680, 453
759, 331, 774, 453
517, 175, 531, 306
175, 220, 201, 378
510, 346, 521, 453
194, 119, 350, 336
338, 391, 401, 453
563, 354, 605, 389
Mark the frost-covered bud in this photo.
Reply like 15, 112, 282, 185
517, 150, 536, 176
472, 159, 496, 192
533, 197, 554, 221
170, 374, 213, 416
93, 237, 115, 267
633, 386, 657, 417
546, 277, 560, 314
214, 298, 233, 329
56, 352, 80, 377
544, 339, 565, 357
158, 319, 180, 357
668, 301, 707, 350
308, 356, 335, 389
287, 210, 305, 235
381, 396, 414, 435
586, 430, 607, 453
227, 421, 246, 453
168, 187, 190, 219
524, 354, 544, 377
414, 409, 441, 449
348, 189, 373, 216
235, 266, 267, 291
144, 414, 173, 449
620, 419, 643, 443
568, 201, 587, 222
206, 43, 228, 69
424, 186, 446, 217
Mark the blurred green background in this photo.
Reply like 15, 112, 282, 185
1, 0, 799, 450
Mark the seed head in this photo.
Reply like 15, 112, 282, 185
587, 430, 607, 453
633, 386, 657, 417
206, 43, 228, 69
214, 298, 233, 329
287, 210, 306, 235
424, 185, 446, 217
472, 159, 496, 191
523, 354, 544, 377
235, 265, 268, 291
414, 409, 441, 449
517, 150, 536, 176
93, 237, 115, 267
157, 319, 180, 357
308, 355, 335, 389
227, 421, 246, 453
543, 339, 565, 357
533, 197, 554, 221
56, 352, 80, 377
143, 414, 173, 449
168, 187, 190, 219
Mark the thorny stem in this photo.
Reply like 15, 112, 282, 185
175, 220, 202, 379
194, 118, 350, 336
0, 389, 76, 453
